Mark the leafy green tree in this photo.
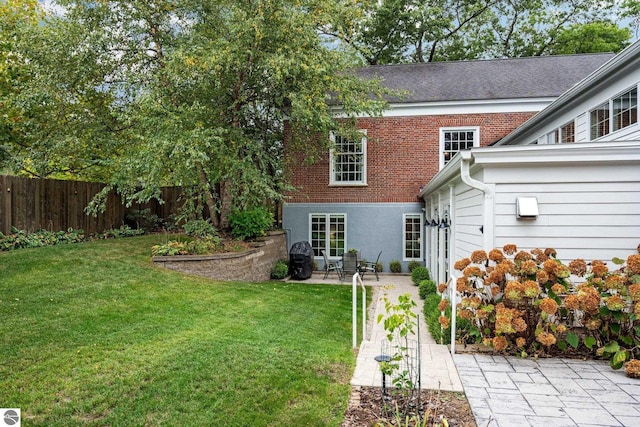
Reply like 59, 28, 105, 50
339, 0, 624, 63
548, 21, 631, 54
3, 0, 389, 227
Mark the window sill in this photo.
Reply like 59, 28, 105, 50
328, 183, 368, 187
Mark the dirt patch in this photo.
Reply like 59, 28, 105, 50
342, 386, 477, 427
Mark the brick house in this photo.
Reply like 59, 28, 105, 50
283, 53, 613, 272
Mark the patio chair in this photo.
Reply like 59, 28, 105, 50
360, 251, 381, 281
341, 252, 359, 280
322, 250, 343, 280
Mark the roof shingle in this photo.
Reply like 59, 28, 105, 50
356, 53, 615, 103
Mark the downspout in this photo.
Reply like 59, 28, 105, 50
459, 151, 495, 251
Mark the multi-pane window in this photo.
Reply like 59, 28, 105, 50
590, 101, 610, 139
310, 214, 346, 258
560, 121, 575, 143
403, 214, 422, 261
441, 128, 477, 168
590, 86, 638, 140
613, 87, 637, 132
330, 132, 366, 185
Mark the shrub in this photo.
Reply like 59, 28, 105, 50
389, 260, 402, 273
407, 260, 422, 272
419, 279, 437, 299
183, 219, 218, 239
228, 207, 273, 240
98, 225, 144, 239
271, 259, 289, 279
411, 266, 431, 285
0, 227, 85, 251
125, 208, 162, 231
423, 293, 451, 344
440, 245, 640, 371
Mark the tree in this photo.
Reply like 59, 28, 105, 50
3, 0, 389, 228
548, 21, 631, 54
338, 0, 624, 64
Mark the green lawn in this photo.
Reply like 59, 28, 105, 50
0, 235, 359, 426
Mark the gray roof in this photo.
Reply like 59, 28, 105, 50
357, 53, 615, 103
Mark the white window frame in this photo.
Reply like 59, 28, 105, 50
589, 84, 638, 140
439, 127, 479, 169
309, 213, 347, 259
402, 213, 423, 262
329, 130, 367, 186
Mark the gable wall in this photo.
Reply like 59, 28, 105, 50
285, 112, 535, 204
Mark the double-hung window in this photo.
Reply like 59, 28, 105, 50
403, 214, 422, 261
310, 214, 346, 258
440, 127, 479, 169
330, 131, 367, 185
590, 86, 638, 140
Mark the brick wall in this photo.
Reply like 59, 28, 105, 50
285, 112, 535, 203
152, 231, 288, 282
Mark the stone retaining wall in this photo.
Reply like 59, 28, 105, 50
152, 231, 288, 282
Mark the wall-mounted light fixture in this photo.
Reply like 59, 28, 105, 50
439, 209, 450, 229
425, 209, 439, 227
516, 196, 539, 219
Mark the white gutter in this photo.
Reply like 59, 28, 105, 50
459, 150, 495, 251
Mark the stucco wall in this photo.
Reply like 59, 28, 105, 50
152, 231, 288, 282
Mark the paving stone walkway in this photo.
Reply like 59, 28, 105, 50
454, 353, 640, 427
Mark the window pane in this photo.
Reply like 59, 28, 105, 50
332, 134, 365, 183
613, 88, 637, 131
560, 121, 575, 143
442, 129, 475, 166
590, 102, 610, 139
403, 215, 422, 260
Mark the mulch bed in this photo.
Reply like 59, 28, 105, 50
342, 386, 477, 427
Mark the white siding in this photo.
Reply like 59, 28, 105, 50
454, 183, 484, 261
492, 164, 640, 262
575, 113, 588, 142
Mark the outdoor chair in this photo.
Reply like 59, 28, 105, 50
322, 250, 343, 280
341, 252, 359, 280
360, 251, 381, 281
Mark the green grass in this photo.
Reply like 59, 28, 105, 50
0, 236, 361, 426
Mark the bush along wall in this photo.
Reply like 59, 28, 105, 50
438, 244, 640, 378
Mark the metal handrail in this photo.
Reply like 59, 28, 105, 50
352, 272, 366, 349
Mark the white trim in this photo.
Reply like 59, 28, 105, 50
329, 130, 367, 186
402, 213, 424, 262
439, 126, 480, 170
332, 98, 554, 118
308, 213, 347, 259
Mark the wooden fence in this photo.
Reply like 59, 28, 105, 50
0, 175, 182, 235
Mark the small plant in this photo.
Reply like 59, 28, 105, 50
419, 279, 437, 299
411, 267, 431, 285
407, 260, 422, 272
271, 259, 289, 279
183, 219, 218, 239
99, 225, 145, 239
390, 260, 402, 273
228, 207, 273, 240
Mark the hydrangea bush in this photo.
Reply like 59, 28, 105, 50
439, 244, 640, 376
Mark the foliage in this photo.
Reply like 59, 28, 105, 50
0, 225, 145, 251
419, 280, 437, 300
407, 260, 422, 272
151, 236, 222, 256
423, 293, 451, 345
182, 219, 218, 239
271, 259, 289, 280
0, 235, 356, 426
377, 291, 421, 418
3, 0, 390, 229
228, 207, 274, 240
336, 0, 626, 64
549, 20, 631, 54
125, 208, 163, 232
411, 267, 431, 285
439, 245, 640, 372
390, 260, 402, 273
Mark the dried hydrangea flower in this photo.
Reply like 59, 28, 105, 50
463, 265, 484, 278
504, 281, 524, 302
554, 265, 571, 279
471, 250, 488, 264
585, 318, 602, 330
627, 254, 640, 275
569, 258, 587, 276
591, 262, 609, 278
578, 285, 602, 314
523, 280, 541, 298
438, 299, 449, 312
520, 260, 538, 276
438, 315, 451, 329
544, 248, 557, 258
456, 277, 469, 293
454, 258, 471, 271
503, 244, 517, 255
539, 297, 558, 315
492, 336, 508, 352
512, 317, 528, 333
486, 270, 505, 286
605, 274, 627, 293
514, 251, 533, 262
516, 337, 527, 348
536, 270, 550, 284
557, 324, 568, 334
625, 359, 640, 379
630, 284, 640, 302
563, 294, 579, 310
438, 282, 449, 294
543, 259, 559, 274
606, 295, 626, 311
488, 249, 504, 263
536, 331, 557, 347
551, 283, 566, 295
